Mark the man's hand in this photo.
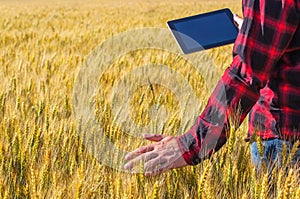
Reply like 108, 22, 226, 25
233, 14, 243, 30
124, 134, 188, 176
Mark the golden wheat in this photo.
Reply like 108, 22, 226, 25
0, 0, 299, 198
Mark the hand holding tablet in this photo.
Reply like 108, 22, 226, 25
167, 8, 239, 54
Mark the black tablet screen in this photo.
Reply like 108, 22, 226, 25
168, 9, 238, 54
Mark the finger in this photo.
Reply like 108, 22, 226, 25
125, 145, 155, 161
144, 156, 183, 176
144, 156, 167, 172
145, 168, 165, 176
124, 151, 159, 170
144, 162, 169, 176
234, 14, 241, 18
143, 133, 166, 142
233, 15, 239, 24
234, 14, 243, 20
233, 14, 243, 29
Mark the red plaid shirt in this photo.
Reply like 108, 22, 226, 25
177, 0, 300, 165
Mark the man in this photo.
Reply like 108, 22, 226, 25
124, 0, 300, 176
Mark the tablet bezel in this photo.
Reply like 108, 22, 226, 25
167, 8, 238, 54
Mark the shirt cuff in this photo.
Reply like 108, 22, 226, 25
176, 132, 201, 165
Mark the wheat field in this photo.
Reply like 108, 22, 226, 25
0, 0, 299, 198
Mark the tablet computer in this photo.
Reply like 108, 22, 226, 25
167, 8, 238, 54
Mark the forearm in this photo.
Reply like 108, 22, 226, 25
176, 55, 259, 165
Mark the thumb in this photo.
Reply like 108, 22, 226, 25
143, 133, 166, 142
233, 14, 243, 30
